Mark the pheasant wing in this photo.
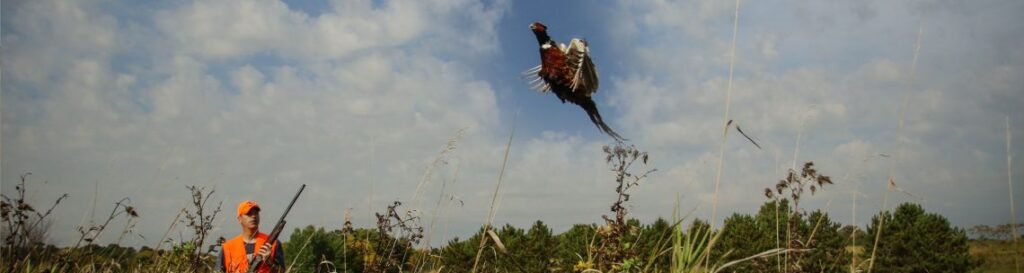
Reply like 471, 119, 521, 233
563, 38, 599, 96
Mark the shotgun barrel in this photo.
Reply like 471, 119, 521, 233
246, 184, 305, 273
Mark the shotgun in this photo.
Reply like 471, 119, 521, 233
247, 184, 305, 273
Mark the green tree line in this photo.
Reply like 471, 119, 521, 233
280, 201, 977, 273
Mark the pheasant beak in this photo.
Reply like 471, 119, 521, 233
529, 23, 535, 30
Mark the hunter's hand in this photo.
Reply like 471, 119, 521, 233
257, 244, 272, 262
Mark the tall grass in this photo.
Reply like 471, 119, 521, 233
709, 0, 743, 232
413, 128, 467, 269
471, 116, 516, 273
411, 128, 466, 209
706, 0, 742, 269
867, 23, 925, 273
1008, 116, 1020, 273
669, 198, 714, 273
416, 153, 464, 272
780, 107, 815, 273
0, 177, 232, 272
848, 189, 867, 272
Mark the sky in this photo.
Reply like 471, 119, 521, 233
2, 0, 1023, 248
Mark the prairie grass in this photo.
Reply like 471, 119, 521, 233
867, 23, 926, 273
1006, 117, 1020, 273
972, 239, 1024, 273
0, 131, 985, 273
706, 0, 742, 270
471, 118, 516, 273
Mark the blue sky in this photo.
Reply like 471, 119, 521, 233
3, 0, 1023, 248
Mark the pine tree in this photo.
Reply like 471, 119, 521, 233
865, 203, 978, 272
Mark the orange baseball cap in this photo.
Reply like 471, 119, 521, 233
237, 200, 261, 217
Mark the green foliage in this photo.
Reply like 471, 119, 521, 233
523, 221, 559, 271
710, 200, 851, 273
283, 224, 421, 273
0, 211, 985, 273
438, 231, 481, 272
802, 210, 848, 272
713, 213, 766, 271
440, 222, 560, 272
866, 203, 980, 273
286, 225, 344, 272
439, 219, 677, 272
637, 218, 673, 271
671, 219, 712, 272
556, 223, 597, 270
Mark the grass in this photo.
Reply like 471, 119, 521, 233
706, 0, 742, 269
0, 140, 988, 273
1007, 116, 1020, 273
867, 23, 926, 273
972, 240, 1024, 273
471, 116, 516, 273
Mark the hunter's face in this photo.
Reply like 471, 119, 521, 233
238, 208, 260, 230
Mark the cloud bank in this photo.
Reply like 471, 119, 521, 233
3, 0, 1022, 248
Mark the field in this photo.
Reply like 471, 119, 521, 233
972, 240, 1023, 273
2, 145, 1009, 272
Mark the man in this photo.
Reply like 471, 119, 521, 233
218, 200, 285, 273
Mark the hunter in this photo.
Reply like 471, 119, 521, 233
218, 200, 285, 273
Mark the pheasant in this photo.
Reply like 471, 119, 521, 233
523, 21, 625, 142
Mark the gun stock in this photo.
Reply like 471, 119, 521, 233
246, 184, 305, 273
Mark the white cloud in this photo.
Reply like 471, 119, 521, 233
3, 0, 510, 246
155, 0, 305, 59
3, 0, 1022, 249
2, 1, 119, 87
603, 0, 1024, 228
155, 0, 506, 61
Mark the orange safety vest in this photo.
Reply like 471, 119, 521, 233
222, 232, 278, 273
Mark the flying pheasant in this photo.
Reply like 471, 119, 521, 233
523, 21, 624, 142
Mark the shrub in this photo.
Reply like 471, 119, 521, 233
865, 203, 979, 272
714, 200, 848, 272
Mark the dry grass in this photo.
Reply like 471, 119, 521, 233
867, 23, 926, 273
706, 0, 743, 269
1007, 117, 1020, 273
471, 117, 516, 273
709, 0, 743, 233
0, 122, 981, 273
972, 240, 1024, 273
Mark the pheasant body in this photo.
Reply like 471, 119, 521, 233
524, 22, 624, 141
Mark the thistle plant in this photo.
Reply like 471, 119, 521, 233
1, 173, 69, 269
590, 143, 655, 272
181, 186, 221, 271
367, 200, 423, 273
763, 161, 834, 272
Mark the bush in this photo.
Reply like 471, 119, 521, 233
866, 203, 979, 272
713, 200, 848, 272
